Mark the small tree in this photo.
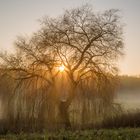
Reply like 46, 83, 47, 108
0, 5, 123, 129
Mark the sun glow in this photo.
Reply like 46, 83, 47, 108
59, 65, 65, 72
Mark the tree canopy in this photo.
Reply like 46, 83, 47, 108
0, 5, 124, 130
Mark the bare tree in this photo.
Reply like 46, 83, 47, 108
0, 5, 123, 129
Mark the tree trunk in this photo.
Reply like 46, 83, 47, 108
58, 100, 71, 129
58, 81, 76, 129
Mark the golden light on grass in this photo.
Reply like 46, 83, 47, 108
59, 65, 65, 72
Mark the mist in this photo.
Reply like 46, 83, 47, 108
116, 89, 140, 110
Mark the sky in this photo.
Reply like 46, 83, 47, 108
0, 0, 140, 75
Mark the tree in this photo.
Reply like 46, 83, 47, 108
0, 5, 124, 129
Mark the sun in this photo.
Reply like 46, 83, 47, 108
59, 65, 65, 72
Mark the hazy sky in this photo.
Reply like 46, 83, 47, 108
0, 0, 140, 75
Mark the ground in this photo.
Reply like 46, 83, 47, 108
0, 128, 140, 140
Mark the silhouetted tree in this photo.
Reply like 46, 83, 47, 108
0, 5, 124, 129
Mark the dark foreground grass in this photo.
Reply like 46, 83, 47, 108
0, 128, 140, 140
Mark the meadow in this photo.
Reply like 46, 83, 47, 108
0, 128, 140, 140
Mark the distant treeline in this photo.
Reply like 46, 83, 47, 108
119, 76, 140, 91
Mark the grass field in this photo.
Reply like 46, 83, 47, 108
0, 128, 140, 140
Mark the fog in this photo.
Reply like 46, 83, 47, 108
116, 89, 140, 110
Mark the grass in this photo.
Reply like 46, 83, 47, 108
0, 128, 140, 140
